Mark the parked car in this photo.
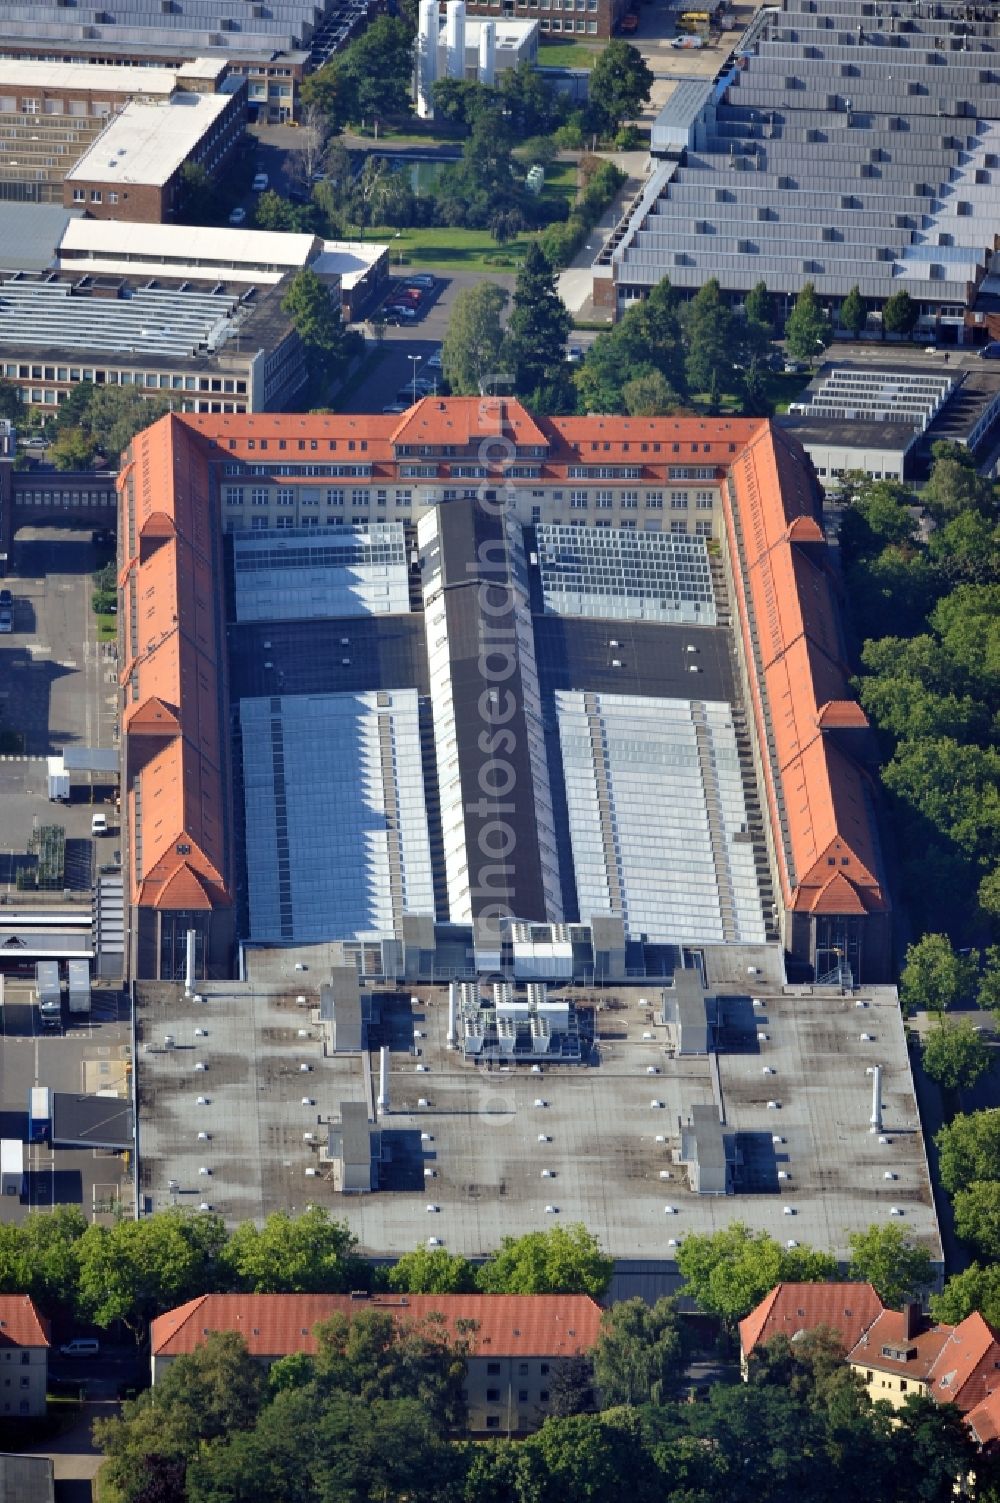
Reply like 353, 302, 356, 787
382, 403, 409, 414
59, 1338, 100, 1358
0, 606, 11, 634
404, 275, 435, 290
91, 813, 108, 838
979, 342, 1000, 360
783, 359, 806, 373
251, 173, 269, 192
426, 350, 443, 370
384, 305, 418, 322
565, 345, 584, 364
228, 206, 247, 225
620, 12, 639, 30
0, 589, 11, 610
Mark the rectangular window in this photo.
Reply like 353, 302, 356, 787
487, 1362, 501, 1375
621, 491, 638, 508
326, 488, 345, 506
486, 1388, 501, 1401
695, 490, 714, 509
570, 491, 588, 509
670, 520, 688, 534
225, 487, 244, 506
89, 190, 102, 204
595, 491, 613, 509
486, 1416, 500, 1430
276, 488, 294, 506
695, 520, 712, 538
645, 492, 663, 509
670, 492, 688, 509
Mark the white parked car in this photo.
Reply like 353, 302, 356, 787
251, 173, 269, 192
228, 206, 247, 225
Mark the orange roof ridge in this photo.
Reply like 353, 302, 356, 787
805, 870, 870, 915
151, 1293, 603, 1360
0, 1295, 51, 1348
123, 695, 181, 736
740, 1281, 885, 1359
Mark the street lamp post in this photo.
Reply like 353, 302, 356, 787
408, 354, 423, 406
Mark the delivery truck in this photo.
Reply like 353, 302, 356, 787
0, 1139, 25, 1198
67, 959, 91, 1017
27, 1087, 51, 1144
34, 961, 62, 1031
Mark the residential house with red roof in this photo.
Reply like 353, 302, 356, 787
739, 1281, 885, 1375
0, 1296, 51, 1418
849, 1307, 1000, 1415
150, 1292, 603, 1434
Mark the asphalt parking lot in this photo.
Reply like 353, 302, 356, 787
0, 525, 119, 891
0, 977, 132, 1224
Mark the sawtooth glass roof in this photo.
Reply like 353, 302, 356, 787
233, 524, 410, 623
605, 0, 1000, 305
240, 690, 435, 945
556, 691, 766, 947
0, 277, 246, 357
536, 525, 717, 626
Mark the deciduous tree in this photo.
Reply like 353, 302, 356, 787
592, 1296, 686, 1406
587, 41, 654, 137
222, 1207, 366, 1294
930, 1261, 1000, 1328
882, 288, 918, 339
839, 285, 867, 339
921, 1017, 991, 1092
385, 1245, 477, 1294
441, 282, 509, 396
935, 1109, 1000, 1195
681, 277, 734, 395
675, 1224, 836, 1327
477, 1223, 613, 1298
846, 1223, 933, 1307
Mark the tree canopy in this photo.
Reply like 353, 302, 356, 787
921, 1017, 992, 1091
385, 1245, 478, 1295
587, 41, 654, 136
477, 1223, 613, 1297
592, 1296, 686, 1406
221, 1207, 367, 1294
503, 243, 573, 413
441, 283, 509, 396
935, 1109, 1000, 1196
675, 1224, 837, 1327
846, 1224, 933, 1307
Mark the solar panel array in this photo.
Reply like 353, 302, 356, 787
233, 523, 410, 623
536, 524, 716, 626
0, 277, 243, 357
789, 367, 955, 427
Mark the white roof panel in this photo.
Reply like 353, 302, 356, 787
58, 218, 318, 269
66, 93, 232, 188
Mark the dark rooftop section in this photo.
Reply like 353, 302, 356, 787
51, 1093, 133, 1150
533, 617, 734, 705
227, 615, 429, 700
778, 417, 921, 452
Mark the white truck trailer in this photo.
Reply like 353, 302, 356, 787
0, 1139, 24, 1198
67, 959, 91, 1017
34, 961, 61, 1031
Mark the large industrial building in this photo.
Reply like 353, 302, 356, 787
0, 0, 375, 120
118, 399, 890, 987
0, 58, 245, 215
595, 0, 1000, 335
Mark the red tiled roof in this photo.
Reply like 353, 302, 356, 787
739, 1282, 884, 1359
150, 1293, 603, 1361
967, 1388, 1000, 1446
927, 1313, 1000, 1411
119, 415, 232, 914
0, 1296, 50, 1349
850, 1310, 1000, 1412
722, 422, 887, 920
849, 1310, 953, 1384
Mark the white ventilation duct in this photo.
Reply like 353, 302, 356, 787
378, 1045, 390, 1113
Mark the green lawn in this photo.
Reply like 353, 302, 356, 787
96, 613, 117, 642
372, 224, 535, 272
537, 38, 603, 68
369, 162, 581, 271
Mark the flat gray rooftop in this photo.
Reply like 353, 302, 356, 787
136, 978, 941, 1267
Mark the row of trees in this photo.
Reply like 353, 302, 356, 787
442, 243, 575, 412
934, 1108, 1000, 1261
96, 1299, 989, 1503
0, 1208, 614, 1336
842, 453, 999, 944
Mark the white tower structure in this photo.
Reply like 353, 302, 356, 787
416, 0, 439, 120
445, 0, 467, 81
478, 20, 496, 87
